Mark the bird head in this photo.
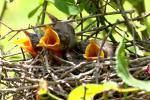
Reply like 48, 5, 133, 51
46, 12, 76, 51
83, 40, 105, 61
14, 31, 38, 57
37, 25, 62, 57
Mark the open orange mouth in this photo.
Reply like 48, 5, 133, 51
37, 25, 62, 57
83, 40, 105, 61
14, 31, 38, 57
37, 25, 61, 51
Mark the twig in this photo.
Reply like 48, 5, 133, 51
76, 12, 150, 35
0, 10, 134, 39
40, 0, 48, 24
52, 53, 76, 66
60, 61, 91, 79
0, 85, 38, 92
20, 48, 26, 61
77, 68, 95, 80
0, 60, 43, 69
0, 0, 7, 22
115, 0, 140, 40
0, 21, 12, 30
0, 52, 22, 58
1, 56, 150, 70
80, 13, 84, 40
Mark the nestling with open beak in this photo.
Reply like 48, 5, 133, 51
37, 25, 63, 58
46, 12, 76, 51
14, 31, 41, 57
83, 40, 114, 61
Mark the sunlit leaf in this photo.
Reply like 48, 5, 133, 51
68, 81, 138, 100
47, 0, 81, 15
39, 0, 44, 5
36, 79, 63, 100
127, 0, 143, 7
48, 0, 75, 4
7, 55, 23, 60
28, 5, 41, 18
109, 0, 125, 9
78, 0, 97, 14
137, 25, 147, 32
116, 36, 150, 91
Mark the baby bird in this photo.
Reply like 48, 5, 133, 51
14, 31, 41, 57
46, 12, 76, 51
37, 25, 62, 58
83, 40, 114, 61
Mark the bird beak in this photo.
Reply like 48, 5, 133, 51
37, 25, 61, 51
14, 31, 38, 57
83, 40, 105, 61
46, 12, 58, 22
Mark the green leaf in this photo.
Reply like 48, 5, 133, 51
116, 36, 150, 91
78, 0, 97, 14
39, 0, 44, 5
127, 0, 143, 7
37, 79, 63, 100
48, 0, 75, 4
47, 0, 55, 3
68, 81, 138, 100
28, 5, 41, 18
109, 0, 125, 10
47, 0, 81, 15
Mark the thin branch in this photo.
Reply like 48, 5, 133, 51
0, 0, 7, 21
0, 21, 13, 30
0, 10, 135, 39
60, 61, 91, 79
115, 0, 140, 40
76, 12, 150, 35
0, 85, 38, 92
40, 0, 48, 24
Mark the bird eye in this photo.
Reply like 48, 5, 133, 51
54, 28, 61, 33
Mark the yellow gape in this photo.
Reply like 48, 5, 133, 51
37, 25, 62, 57
83, 40, 105, 61
14, 31, 38, 57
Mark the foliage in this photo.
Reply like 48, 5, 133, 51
47, 0, 81, 15
116, 36, 150, 91
68, 81, 138, 100
36, 79, 63, 100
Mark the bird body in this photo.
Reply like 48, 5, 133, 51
46, 12, 76, 51
53, 21, 76, 50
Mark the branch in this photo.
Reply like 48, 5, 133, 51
0, 0, 7, 21
115, 0, 140, 40
0, 10, 134, 39
0, 85, 37, 92
76, 12, 150, 35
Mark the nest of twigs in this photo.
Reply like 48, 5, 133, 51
1, 48, 150, 99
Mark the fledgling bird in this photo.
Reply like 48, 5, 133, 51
46, 12, 76, 51
82, 40, 114, 61
14, 31, 41, 57
37, 25, 63, 58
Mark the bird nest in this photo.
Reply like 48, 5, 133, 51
1, 49, 150, 99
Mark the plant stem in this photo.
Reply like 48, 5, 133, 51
41, 0, 48, 25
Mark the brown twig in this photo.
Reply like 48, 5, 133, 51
0, 85, 38, 92
60, 61, 91, 79
0, 10, 135, 40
